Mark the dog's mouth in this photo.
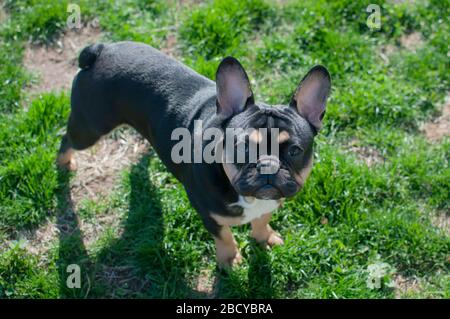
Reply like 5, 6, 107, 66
230, 165, 301, 200
234, 181, 299, 200
253, 184, 283, 200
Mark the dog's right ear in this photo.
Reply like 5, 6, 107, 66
291, 65, 331, 131
216, 57, 254, 118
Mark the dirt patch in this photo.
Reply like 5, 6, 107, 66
346, 139, 384, 167
0, 2, 7, 24
379, 32, 424, 63
14, 222, 58, 261
70, 128, 149, 205
95, 264, 151, 298
177, 0, 204, 6
196, 268, 215, 297
400, 32, 424, 51
387, 0, 418, 4
161, 33, 178, 57
80, 213, 124, 249
23, 24, 102, 95
422, 95, 450, 142
24, 167, 142, 263
9, 128, 142, 258
379, 44, 396, 63
432, 212, 450, 236
394, 274, 421, 298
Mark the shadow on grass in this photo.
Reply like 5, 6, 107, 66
56, 169, 92, 298
56, 154, 208, 298
247, 244, 274, 298
56, 153, 275, 298
213, 242, 274, 298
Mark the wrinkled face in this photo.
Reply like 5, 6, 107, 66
215, 57, 331, 200
222, 104, 314, 200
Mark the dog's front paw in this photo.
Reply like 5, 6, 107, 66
217, 249, 243, 269
266, 232, 284, 247
252, 228, 284, 248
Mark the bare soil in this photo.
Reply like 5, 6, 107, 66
346, 139, 385, 167
422, 95, 450, 142
23, 24, 102, 95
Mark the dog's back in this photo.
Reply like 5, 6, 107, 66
60, 42, 216, 177
72, 41, 214, 138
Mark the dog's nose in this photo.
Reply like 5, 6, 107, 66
257, 155, 280, 175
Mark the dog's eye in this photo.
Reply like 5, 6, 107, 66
288, 145, 303, 157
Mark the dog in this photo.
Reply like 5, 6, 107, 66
57, 41, 331, 267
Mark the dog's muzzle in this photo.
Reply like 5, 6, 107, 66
256, 155, 280, 175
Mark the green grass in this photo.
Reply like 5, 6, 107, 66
0, 0, 448, 298
0, 93, 69, 231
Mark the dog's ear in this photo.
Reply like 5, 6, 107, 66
216, 57, 254, 117
291, 65, 331, 131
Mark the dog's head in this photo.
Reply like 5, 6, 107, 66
216, 57, 331, 200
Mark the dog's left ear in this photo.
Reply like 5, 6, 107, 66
291, 65, 331, 131
216, 57, 254, 118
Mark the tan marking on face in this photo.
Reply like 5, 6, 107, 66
277, 131, 290, 144
249, 129, 263, 144
294, 156, 313, 187
211, 213, 243, 226
214, 225, 242, 267
251, 213, 284, 246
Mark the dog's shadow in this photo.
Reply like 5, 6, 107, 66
56, 153, 274, 298
56, 169, 91, 298
56, 153, 209, 298
212, 241, 275, 298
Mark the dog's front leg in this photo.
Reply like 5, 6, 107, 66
251, 213, 284, 248
214, 225, 242, 268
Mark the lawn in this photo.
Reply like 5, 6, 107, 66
0, 0, 448, 298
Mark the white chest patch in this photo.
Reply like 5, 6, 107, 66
229, 196, 281, 225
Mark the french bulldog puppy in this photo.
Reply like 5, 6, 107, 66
57, 41, 331, 267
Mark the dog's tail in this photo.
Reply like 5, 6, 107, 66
78, 43, 104, 70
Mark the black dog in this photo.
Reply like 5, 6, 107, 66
57, 42, 331, 267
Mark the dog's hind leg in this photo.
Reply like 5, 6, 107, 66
57, 134, 77, 171
57, 112, 106, 171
